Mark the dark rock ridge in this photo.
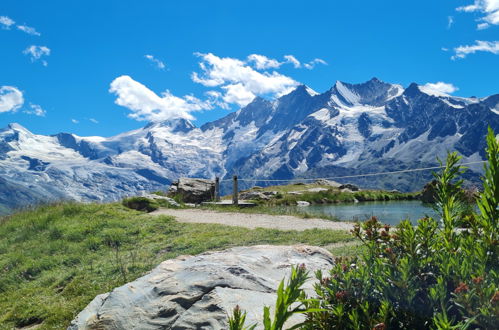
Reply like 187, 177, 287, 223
0, 78, 497, 211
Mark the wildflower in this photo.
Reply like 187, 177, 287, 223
491, 291, 499, 304
454, 282, 469, 294
385, 247, 393, 254
335, 290, 348, 301
342, 264, 348, 272
373, 323, 386, 330
320, 277, 330, 286
384, 224, 390, 232
472, 276, 483, 284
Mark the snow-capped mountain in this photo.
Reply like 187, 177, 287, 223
1, 78, 498, 213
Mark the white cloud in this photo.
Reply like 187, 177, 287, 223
0, 16, 15, 29
303, 58, 328, 70
423, 82, 459, 94
457, 0, 499, 29
144, 54, 166, 70
452, 40, 499, 59
24, 103, 46, 117
192, 52, 299, 106
23, 45, 50, 66
89, 118, 99, 124
0, 86, 24, 113
247, 54, 282, 69
17, 24, 41, 36
71, 119, 79, 124
447, 16, 454, 29
110, 75, 213, 122
284, 55, 301, 68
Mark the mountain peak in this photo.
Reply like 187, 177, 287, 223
145, 118, 195, 133
7, 123, 29, 132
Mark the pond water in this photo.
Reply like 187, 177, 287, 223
288, 200, 438, 226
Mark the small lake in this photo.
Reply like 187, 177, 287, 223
288, 200, 438, 226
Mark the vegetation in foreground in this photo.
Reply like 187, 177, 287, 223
0, 203, 352, 329
231, 128, 499, 329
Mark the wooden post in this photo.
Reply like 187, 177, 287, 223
232, 175, 238, 205
215, 177, 220, 202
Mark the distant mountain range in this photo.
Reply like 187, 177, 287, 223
1, 78, 498, 213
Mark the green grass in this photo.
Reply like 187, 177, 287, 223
0, 202, 352, 329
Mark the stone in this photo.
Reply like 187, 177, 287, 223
168, 178, 215, 204
288, 191, 303, 195
296, 201, 310, 207
339, 183, 360, 191
142, 194, 180, 207
314, 179, 342, 188
307, 187, 328, 193
239, 191, 269, 201
68, 245, 334, 330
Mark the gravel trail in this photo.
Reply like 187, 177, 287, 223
151, 208, 354, 232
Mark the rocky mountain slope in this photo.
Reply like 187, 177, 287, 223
1, 78, 498, 213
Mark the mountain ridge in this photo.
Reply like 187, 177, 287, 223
1, 78, 498, 213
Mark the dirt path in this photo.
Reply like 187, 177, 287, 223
151, 208, 355, 232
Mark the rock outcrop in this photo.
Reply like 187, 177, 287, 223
168, 178, 215, 204
68, 245, 334, 330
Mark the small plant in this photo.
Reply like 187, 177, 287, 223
122, 197, 159, 212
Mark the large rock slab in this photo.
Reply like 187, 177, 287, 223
168, 178, 215, 204
68, 245, 334, 330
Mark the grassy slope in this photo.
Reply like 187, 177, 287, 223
0, 202, 353, 329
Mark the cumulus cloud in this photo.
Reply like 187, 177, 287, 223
0, 16, 15, 29
247, 54, 282, 69
23, 45, 50, 66
24, 103, 46, 117
144, 54, 166, 70
71, 119, 79, 124
17, 24, 41, 36
423, 82, 459, 94
110, 75, 213, 122
0, 86, 24, 113
452, 40, 499, 59
457, 0, 499, 29
192, 52, 299, 106
284, 55, 301, 68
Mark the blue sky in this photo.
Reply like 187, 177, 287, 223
1, 0, 498, 136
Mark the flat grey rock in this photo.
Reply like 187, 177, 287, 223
68, 245, 334, 330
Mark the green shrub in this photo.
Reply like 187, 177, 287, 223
122, 197, 159, 212
231, 128, 499, 329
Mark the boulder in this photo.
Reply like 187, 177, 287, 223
168, 178, 215, 204
296, 201, 310, 207
239, 191, 269, 201
314, 179, 342, 188
339, 183, 360, 191
142, 194, 180, 207
307, 187, 328, 193
68, 245, 334, 330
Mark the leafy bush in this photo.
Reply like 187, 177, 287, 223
231, 128, 499, 329
122, 197, 159, 212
